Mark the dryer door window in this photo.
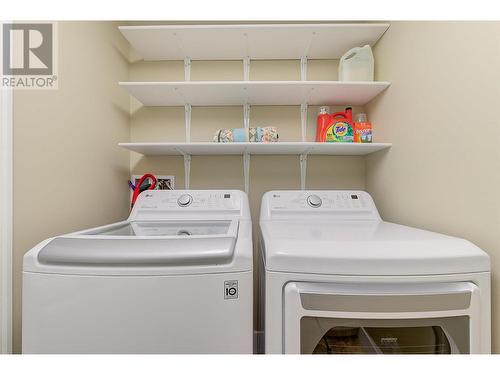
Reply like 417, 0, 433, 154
283, 281, 482, 354
300, 316, 469, 354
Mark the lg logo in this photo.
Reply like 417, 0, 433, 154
2, 23, 53, 75
224, 280, 238, 300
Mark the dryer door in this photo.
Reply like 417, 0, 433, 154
283, 282, 482, 354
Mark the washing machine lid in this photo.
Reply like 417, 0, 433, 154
260, 220, 490, 275
31, 219, 240, 272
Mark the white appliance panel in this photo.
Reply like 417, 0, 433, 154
23, 190, 253, 354
258, 190, 491, 354
23, 271, 253, 354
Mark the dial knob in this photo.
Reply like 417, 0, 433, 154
307, 194, 322, 208
177, 194, 193, 207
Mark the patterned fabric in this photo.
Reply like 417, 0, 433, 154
213, 127, 279, 143
248, 127, 259, 142
213, 128, 235, 143
260, 127, 278, 143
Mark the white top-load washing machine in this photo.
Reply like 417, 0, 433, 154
259, 190, 490, 354
23, 190, 253, 354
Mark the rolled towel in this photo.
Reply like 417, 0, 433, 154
259, 127, 279, 143
213, 127, 279, 143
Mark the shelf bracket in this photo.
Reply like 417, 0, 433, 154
183, 154, 191, 190
184, 57, 191, 81
242, 46, 251, 191
243, 152, 250, 194
243, 56, 250, 81
299, 152, 308, 190
184, 103, 192, 143
300, 102, 308, 142
300, 56, 308, 81
243, 103, 251, 141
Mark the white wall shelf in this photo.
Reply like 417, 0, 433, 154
119, 23, 389, 61
120, 81, 390, 107
120, 22, 392, 192
119, 142, 392, 156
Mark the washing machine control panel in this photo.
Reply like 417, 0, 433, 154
136, 190, 240, 211
265, 191, 378, 217
132, 191, 244, 217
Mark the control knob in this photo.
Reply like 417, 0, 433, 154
177, 194, 193, 207
307, 194, 322, 208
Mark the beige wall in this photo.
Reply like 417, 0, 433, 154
129, 56, 367, 326
129, 56, 367, 199
128, 58, 364, 147
366, 21, 500, 352
12, 22, 131, 353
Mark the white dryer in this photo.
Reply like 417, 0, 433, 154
259, 190, 490, 354
23, 190, 253, 354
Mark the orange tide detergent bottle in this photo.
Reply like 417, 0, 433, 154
315, 106, 354, 142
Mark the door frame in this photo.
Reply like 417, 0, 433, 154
0, 35, 14, 352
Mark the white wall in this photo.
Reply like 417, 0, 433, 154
366, 21, 500, 352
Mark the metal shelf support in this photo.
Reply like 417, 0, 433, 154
242, 103, 251, 194
300, 56, 308, 81
182, 56, 192, 190
243, 103, 251, 141
300, 102, 308, 142
299, 153, 308, 190
243, 56, 250, 81
184, 104, 192, 143
184, 57, 191, 81
300, 56, 308, 142
243, 152, 250, 194
183, 154, 191, 190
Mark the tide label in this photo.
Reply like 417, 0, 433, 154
326, 120, 353, 142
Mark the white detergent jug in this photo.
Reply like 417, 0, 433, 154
338, 45, 374, 81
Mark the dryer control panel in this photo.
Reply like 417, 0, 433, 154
260, 190, 381, 221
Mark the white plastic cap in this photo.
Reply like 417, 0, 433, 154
319, 106, 330, 115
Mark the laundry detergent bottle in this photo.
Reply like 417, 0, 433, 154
315, 107, 354, 142
315, 106, 331, 142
